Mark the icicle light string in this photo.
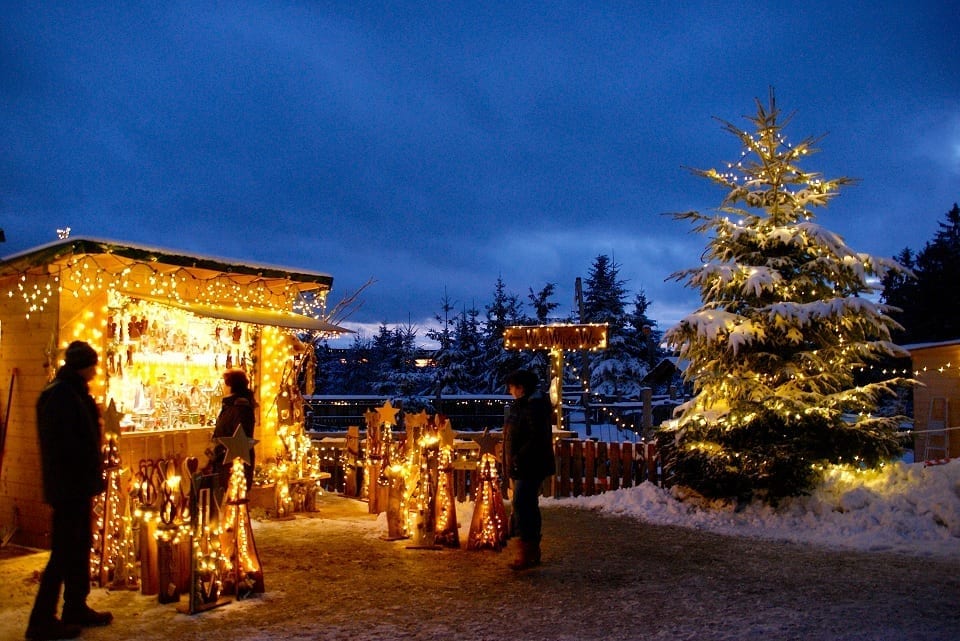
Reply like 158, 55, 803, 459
3, 254, 328, 319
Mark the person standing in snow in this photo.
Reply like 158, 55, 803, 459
502, 369, 555, 570
27, 341, 113, 641
212, 368, 257, 492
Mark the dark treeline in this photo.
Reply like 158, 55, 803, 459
881, 203, 960, 345
310, 254, 665, 400
305, 201, 959, 403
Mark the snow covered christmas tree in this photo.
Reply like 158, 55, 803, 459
660, 90, 910, 503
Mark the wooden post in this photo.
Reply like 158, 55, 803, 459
596, 442, 608, 493
608, 442, 621, 491
156, 530, 180, 604
571, 439, 583, 497
618, 443, 631, 488
644, 442, 658, 485
584, 440, 597, 496
641, 387, 653, 437
558, 440, 571, 498
139, 514, 159, 596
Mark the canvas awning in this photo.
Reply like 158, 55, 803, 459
130, 294, 352, 334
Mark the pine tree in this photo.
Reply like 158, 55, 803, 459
582, 254, 647, 397
427, 292, 459, 395
370, 323, 430, 397
880, 247, 916, 344
624, 290, 663, 371
481, 276, 526, 392
329, 333, 377, 394
452, 304, 485, 392
660, 92, 909, 503
527, 283, 559, 323
908, 204, 960, 342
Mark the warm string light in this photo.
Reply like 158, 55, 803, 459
3, 254, 330, 321
220, 457, 264, 597
433, 445, 460, 547
466, 454, 508, 550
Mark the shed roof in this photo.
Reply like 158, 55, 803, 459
0, 236, 333, 290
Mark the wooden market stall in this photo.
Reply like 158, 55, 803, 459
906, 339, 960, 461
0, 237, 346, 549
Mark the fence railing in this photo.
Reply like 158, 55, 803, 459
312, 435, 661, 502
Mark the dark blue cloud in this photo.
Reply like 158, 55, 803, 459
2, 1, 958, 338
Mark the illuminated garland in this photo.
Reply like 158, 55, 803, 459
4, 253, 328, 319
220, 458, 265, 598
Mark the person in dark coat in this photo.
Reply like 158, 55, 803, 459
502, 369, 555, 570
27, 341, 113, 640
212, 369, 257, 493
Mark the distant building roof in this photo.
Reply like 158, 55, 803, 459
902, 339, 960, 353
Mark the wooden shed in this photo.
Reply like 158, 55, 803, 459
906, 340, 960, 462
0, 237, 345, 548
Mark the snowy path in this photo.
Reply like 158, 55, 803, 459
2, 494, 958, 641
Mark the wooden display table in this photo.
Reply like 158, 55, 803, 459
118, 426, 213, 466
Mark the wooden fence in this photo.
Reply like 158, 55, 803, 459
312, 436, 661, 502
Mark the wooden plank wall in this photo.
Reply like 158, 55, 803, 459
911, 344, 960, 460
0, 271, 62, 548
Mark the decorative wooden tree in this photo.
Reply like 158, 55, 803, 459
467, 430, 508, 551
220, 457, 264, 598
405, 412, 441, 549
216, 428, 264, 599
91, 425, 129, 587
181, 483, 229, 614
433, 418, 460, 548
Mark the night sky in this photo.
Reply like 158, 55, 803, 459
2, 2, 958, 342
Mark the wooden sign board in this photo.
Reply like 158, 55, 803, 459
503, 324, 608, 351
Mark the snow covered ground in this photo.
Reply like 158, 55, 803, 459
555, 458, 960, 558
1, 459, 957, 640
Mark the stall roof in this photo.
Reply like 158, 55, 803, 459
0, 236, 333, 289
134, 294, 352, 334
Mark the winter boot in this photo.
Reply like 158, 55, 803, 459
509, 540, 539, 571
61, 603, 113, 627
529, 539, 542, 566
25, 618, 82, 640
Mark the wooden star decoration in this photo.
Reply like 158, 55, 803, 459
216, 425, 259, 466
438, 418, 455, 450
376, 399, 400, 427
102, 399, 122, 437
472, 428, 500, 458
405, 409, 430, 431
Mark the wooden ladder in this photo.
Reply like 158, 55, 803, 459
922, 397, 950, 462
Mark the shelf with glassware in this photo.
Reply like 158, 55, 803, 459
103, 294, 256, 459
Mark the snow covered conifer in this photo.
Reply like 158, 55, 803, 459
660, 91, 910, 503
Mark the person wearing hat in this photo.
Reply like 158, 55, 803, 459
502, 369, 555, 570
26, 341, 113, 640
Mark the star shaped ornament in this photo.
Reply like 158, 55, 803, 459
102, 399, 123, 437
472, 428, 500, 458
437, 418, 455, 450
376, 399, 400, 427
405, 409, 430, 431
217, 425, 259, 466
